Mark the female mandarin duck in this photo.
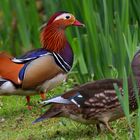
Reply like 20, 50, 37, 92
0, 11, 84, 109
33, 51, 140, 133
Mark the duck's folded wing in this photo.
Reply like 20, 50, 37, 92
12, 48, 52, 64
21, 54, 64, 89
12, 49, 53, 84
12, 49, 71, 73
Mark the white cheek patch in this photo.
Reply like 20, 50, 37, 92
54, 13, 71, 22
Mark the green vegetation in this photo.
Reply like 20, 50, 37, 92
0, 0, 140, 139
0, 81, 138, 140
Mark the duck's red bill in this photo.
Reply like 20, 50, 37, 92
73, 19, 85, 27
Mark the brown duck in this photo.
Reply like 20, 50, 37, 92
33, 50, 140, 133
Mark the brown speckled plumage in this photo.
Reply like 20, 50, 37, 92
33, 34, 140, 134
34, 78, 139, 133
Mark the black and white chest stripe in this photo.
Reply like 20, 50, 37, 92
52, 52, 71, 73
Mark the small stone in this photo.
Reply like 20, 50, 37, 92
0, 118, 5, 123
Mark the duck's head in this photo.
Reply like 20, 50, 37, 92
40, 11, 85, 52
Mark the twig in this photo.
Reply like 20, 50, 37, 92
0, 89, 38, 96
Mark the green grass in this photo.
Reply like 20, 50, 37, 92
0, 81, 138, 140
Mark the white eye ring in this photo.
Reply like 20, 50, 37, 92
54, 13, 71, 22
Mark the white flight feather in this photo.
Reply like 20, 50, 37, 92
40, 96, 71, 105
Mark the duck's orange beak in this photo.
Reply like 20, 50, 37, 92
72, 19, 85, 27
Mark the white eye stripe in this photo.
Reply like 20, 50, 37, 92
54, 13, 71, 21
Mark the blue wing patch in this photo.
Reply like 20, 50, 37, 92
12, 48, 52, 64
18, 63, 29, 80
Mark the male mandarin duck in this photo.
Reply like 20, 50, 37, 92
0, 11, 85, 109
33, 50, 140, 133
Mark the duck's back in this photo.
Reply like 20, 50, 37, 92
0, 52, 23, 84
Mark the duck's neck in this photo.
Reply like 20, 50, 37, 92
132, 74, 140, 87
135, 77, 140, 87
132, 54, 140, 87
41, 23, 66, 53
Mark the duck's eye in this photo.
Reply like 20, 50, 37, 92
65, 15, 70, 19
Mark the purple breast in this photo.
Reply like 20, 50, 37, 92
59, 42, 74, 68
